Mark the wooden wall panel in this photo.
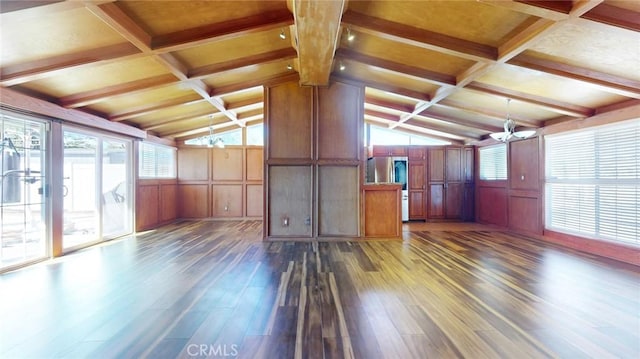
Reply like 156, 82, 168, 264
246, 184, 263, 217
178, 148, 209, 180
318, 166, 359, 236
268, 166, 312, 237
317, 82, 361, 160
510, 138, 539, 191
137, 184, 159, 231
509, 196, 540, 233
478, 186, 508, 227
211, 184, 243, 217
429, 184, 445, 218
246, 148, 263, 181
429, 148, 445, 182
446, 147, 462, 182
267, 82, 313, 160
445, 183, 463, 218
212, 148, 243, 181
178, 184, 209, 218
160, 184, 177, 222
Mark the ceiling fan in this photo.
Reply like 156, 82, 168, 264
489, 99, 536, 142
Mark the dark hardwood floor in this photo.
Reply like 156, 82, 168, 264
1, 220, 638, 358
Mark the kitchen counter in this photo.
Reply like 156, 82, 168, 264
362, 183, 402, 238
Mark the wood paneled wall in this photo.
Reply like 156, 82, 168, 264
176, 146, 263, 219
508, 137, 541, 233
476, 137, 542, 233
264, 79, 363, 240
136, 179, 178, 231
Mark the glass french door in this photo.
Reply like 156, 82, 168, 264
102, 138, 131, 239
63, 131, 99, 249
0, 114, 48, 270
63, 129, 132, 250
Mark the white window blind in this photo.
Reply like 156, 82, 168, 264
139, 142, 176, 178
479, 144, 507, 180
545, 119, 639, 246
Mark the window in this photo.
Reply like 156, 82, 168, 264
184, 128, 242, 146
479, 144, 507, 180
545, 119, 639, 246
367, 125, 450, 146
246, 123, 264, 146
139, 142, 176, 178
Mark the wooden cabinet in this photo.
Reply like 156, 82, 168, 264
363, 184, 402, 237
408, 157, 426, 220
372, 145, 407, 157
428, 146, 473, 220
408, 147, 426, 161
462, 147, 475, 221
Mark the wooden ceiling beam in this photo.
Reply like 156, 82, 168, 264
335, 48, 456, 86
341, 10, 497, 62
466, 81, 594, 117
210, 73, 298, 97
226, 97, 263, 111
437, 98, 542, 128
86, 2, 268, 127
477, 0, 569, 21
292, 0, 346, 85
365, 97, 415, 113
0, 43, 142, 86
110, 95, 206, 122
60, 74, 178, 109
86, 2, 152, 51
189, 48, 297, 79
164, 116, 253, 139
418, 110, 503, 133
142, 111, 223, 131
365, 118, 465, 145
238, 108, 264, 120
0, 87, 146, 138
404, 118, 482, 141
581, 3, 640, 32
152, 9, 295, 52
333, 73, 429, 102
509, 53, 640, 99
364, 109, 400, 123
497, 17, 557, 62
365, 109, 481, 140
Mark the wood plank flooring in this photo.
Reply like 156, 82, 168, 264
1, 220, 639, 358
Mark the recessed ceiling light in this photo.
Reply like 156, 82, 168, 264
346, 27, 355, 42
286, 64, 293, 70
339, 63, 346, 71
279, 29, 286, 40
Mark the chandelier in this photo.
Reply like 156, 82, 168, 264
207, 125, 224, 148
489, 99, 536, 142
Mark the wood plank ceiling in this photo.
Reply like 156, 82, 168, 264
1, 0, 639, 145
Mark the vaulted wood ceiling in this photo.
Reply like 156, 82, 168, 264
1, 0, 639, 145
